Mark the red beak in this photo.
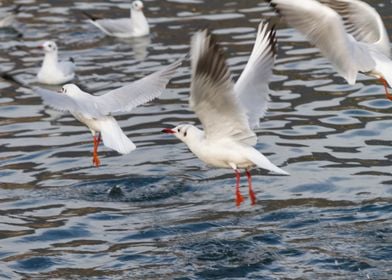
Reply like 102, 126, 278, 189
161, 128, 175, 134
37, 45, 44, 49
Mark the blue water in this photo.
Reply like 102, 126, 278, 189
0, 0, 391, 279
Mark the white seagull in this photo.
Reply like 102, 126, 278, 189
162, 21, 289, 207
267, 0, 392, 100
23, 60, 180, 166
83, 0, 149, 38
37, 41, 76, 85
0, 5, 20, 28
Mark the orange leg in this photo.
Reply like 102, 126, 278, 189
379, 77, 392, 101
92, 133, 101, 167
246, 169, 256, 206
235, 169, 244, 207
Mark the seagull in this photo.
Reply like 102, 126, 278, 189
37, 41, 76, 85
267, 0, 392, 100
162, 21, 289, 207
0, 5, 20, 28
82, 0, 149, 38
7, 59, 181, 166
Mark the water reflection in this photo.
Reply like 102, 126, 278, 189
0, 0, 391, 279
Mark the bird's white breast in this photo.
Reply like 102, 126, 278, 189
188, 138, 254, 169
71, 112, 102, 133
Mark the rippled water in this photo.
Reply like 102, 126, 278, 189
0, 0, 391, 279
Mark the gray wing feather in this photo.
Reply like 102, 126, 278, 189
33, 87, 80, 112
320, 0, 390, 57
190, 31, 257, 145
58, 61, 75, 76
91, 18, 132, 35
234, 21, 276, 129
268, 0, 376, 84
93, 59, 182, 115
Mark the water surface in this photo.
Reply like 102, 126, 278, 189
0, 0, 391, 279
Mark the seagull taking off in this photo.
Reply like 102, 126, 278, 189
83, 0, 149, 38
267, 0, 392, 100
162, 21, 289, 207
37, 41, 75, 85
8, 59, 181, 166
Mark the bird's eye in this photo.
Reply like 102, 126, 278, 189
184, 131, 187, 137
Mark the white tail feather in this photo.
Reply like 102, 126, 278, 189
245, 147, 289, 175
98, 117, 136, 154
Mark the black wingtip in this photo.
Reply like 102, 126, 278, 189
259, 20, 278, 56
69, 57, 75, 63
81, 11, 101, 21
265, 0, 281, 16
195, 31, 230, 85
269, 25, 278, 56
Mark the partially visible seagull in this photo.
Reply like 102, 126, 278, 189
37, 41, 76, 85
8, 59, 181, 166
0, 5, 20, 28
162, 21, 289, 207
83, 0, 149, 38
267, 0, 392, 100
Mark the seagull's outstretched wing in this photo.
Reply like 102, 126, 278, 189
1, 72, 98, 117
267, 0, 376, 84
2, 59, 180, 118
190, 30, 257, 146
32, 87, 80, 113
94, 59, 182, 115
320, 0, 390, 57
234, 21, 276, 129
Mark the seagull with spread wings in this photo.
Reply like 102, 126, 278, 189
267, 0, 392, 100
162, 21, 289, 206
8, 59, 181, 166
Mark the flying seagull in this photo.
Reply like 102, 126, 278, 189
267, 0, 392, 100
162, 21, 289, 206
5, 59, 181, 166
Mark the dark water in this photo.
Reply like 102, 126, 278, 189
0, 0, 391, 279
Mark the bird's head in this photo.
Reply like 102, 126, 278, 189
60, 84, 81, 96
39, 41, 58, 53
162, 124, 201, 144
131, 0, 144, 11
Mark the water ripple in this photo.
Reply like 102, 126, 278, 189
0, 0, 391, 279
